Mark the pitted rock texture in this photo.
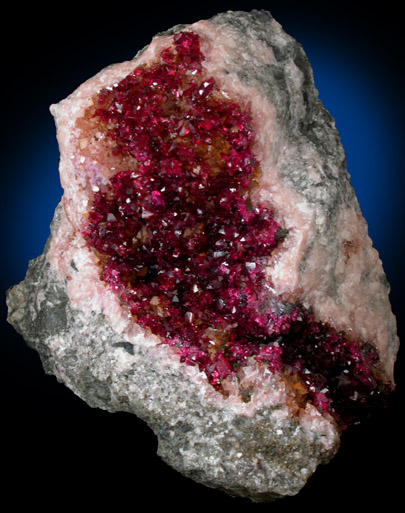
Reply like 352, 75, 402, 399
7, 207, 339, 500
6, 10, 398, 501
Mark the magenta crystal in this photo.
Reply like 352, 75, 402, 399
7, 11, 399, 501
81, 31, 392, 428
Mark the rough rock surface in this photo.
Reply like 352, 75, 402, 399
6, 10, 399, 501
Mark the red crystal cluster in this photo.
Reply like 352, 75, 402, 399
82, 31, 390, 427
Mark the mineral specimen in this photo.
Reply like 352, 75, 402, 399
6, 10, 399, 501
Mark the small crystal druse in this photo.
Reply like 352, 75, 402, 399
81, 32, 391, 428
7, 11, 399, 500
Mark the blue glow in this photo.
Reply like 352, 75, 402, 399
293, 32, 402, 281
2, 25, 402, 294
3, 116, 63, 290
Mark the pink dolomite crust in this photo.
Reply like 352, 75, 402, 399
49, 19, 397, 385
9, 10, 399, 501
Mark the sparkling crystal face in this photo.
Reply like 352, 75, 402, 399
81, 31, 391, 428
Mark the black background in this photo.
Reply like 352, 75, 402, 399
1, 1, 403, 509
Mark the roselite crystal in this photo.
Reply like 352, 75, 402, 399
82, 31, 282, 387
7, 10, 399, 501
80, 30, 391, 428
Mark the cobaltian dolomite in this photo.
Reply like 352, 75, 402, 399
7, 10, 399, 501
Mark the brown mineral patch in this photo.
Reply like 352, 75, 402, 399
283, 373, 310, 413
342, 239, 359, 261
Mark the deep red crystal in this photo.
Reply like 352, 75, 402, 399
81, 31, 391, 427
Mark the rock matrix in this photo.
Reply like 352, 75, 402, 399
7, 10, 399, 501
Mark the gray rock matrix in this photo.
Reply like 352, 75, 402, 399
6, 10, 397, 501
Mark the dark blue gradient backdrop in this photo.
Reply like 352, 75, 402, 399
1, 2, 403, 508
2, 5, 403, 298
